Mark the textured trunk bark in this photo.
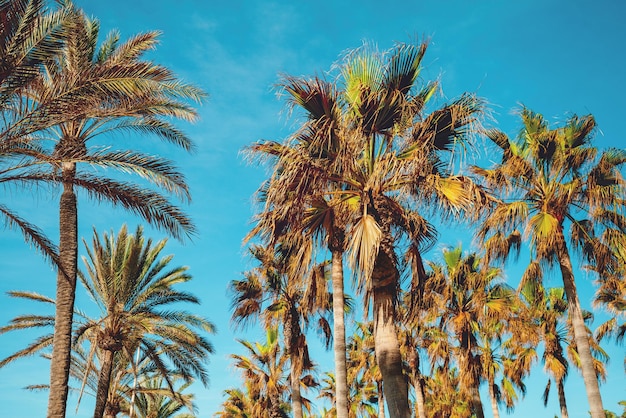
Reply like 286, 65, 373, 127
48, 171, 78, 418
377, 380, 385, 418
557, 378, 569, 418
285, 311, 303, 418
331, 249, 350, 418
470, 385, 485, 418
410, 350, 426, 418
488, 377, 500, 418
413, 375, 427, 418
555, 230, 604, 418
289, 356, 303, 418
94, 349, 115, 418
372, 251, 410, 418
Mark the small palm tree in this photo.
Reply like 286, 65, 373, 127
426, 246, 518, 418
229, 329, 290, 418
0, 225, 214, 418
230, 243, 330, 418
75, 225, 214, 418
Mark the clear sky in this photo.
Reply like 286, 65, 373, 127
0, 1, 625, 417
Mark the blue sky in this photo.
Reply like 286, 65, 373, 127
0, 1, 625, 417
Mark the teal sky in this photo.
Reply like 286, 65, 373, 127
1, 1, 625, 417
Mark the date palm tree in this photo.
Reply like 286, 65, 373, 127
129, 375, 197, 418
13, 5, 205, 416
0, 0, 66, 263
473, 108, 626, 417
75, 225, 214, 418
0, 226, 214, 418
230, 243, 330, 418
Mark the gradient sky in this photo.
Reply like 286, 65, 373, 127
1, 1, 625, 417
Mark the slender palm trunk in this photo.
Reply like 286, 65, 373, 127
372, 251, 410, 418
409, 349, 426, 418
94, 349, 115, 418
488, 377, 500, 418
555, 231, 604, 418
48, 167, 78, 418
470, 385, 485, 418
289, 356, 303, 418
285, 312, 303, 418
331, 249, 350, 418
377, 379, 385, 418
557, 377, 569, 418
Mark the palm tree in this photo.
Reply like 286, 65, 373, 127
12, 5, 205, 416
473, 108, 626, 417
250, 40, 487, 418
346, 322, 384, 418
423, 365, 471, 418
426, 246, 518, 418
0, 0, 67, 264
318, 371, 379, 418
591, 241, 625, 368
248, 74, 352, 418
230, 329, 290, 418
230, 243, 330, 418
75, 225, 214, 418
0, 226, 214, 418
0, 0, 68, 139
521, 283, 608, 418
129, 375, 197, 418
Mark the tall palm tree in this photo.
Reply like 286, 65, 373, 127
75, 225, 214, 418
250, 40, 487, 418
230, 243, 330, 418
473, 108, 626, 417
14, 5, 205, 416
248, 74, 352, 418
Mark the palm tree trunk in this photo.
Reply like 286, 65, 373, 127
331, 249, 350, 418
377, 379, 385, 418
410, 351, 426, 418
488, 377, 500, 418
289, 357, 303, 418
555, 231, 604, 418
94, 349, 115, 418
372, 252, 410, 418
557, 377, 569, 418
413, 374, 427, 418
470, 385, 485, 418
285, 310, 303, 418
48, 169, 78, 418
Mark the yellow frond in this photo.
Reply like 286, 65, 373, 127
347, 214, 382, 289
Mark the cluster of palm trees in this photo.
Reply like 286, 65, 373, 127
1, 1, 624, 418
1, 1, 212, 417
216, 41, 625, 418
